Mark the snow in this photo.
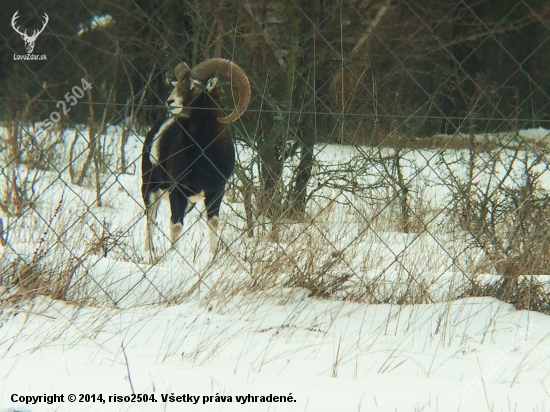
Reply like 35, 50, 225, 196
1, 293, 549, 411
78, 15, 114, 36
1, 126, 550, 411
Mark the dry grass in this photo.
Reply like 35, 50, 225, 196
1, 123, 549, 315
462, 276, 550, 313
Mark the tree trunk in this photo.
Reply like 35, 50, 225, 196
257, 0, 301, 225
290, 114, 314, 215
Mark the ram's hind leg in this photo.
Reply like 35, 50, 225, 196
144, 189, 163, 251
205, 191, 224, 254
168, 189, 189, 250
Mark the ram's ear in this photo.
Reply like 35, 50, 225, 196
206, 77, 218, 92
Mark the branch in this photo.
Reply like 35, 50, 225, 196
242, 0, 287, 69
350, 0, 392, 58
121, 342, 135, 394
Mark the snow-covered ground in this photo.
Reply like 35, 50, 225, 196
433, 127, 550, 147
1, 292, 549, 411
1, 125, 550, 411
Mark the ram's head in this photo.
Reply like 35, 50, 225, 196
168, 58, 251, 124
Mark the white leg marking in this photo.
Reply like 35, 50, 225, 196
170, 221, 183, 249
208, 216, 219, 254
144, 190, 164, 251
150, 118, 176, 165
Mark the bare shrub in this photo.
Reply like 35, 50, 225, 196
450, 147, 550, 309
462, 276, 550, 313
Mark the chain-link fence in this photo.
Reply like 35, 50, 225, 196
1, 0, 549, 311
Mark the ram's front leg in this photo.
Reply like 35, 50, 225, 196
168, 189, 189, 250
205, 190, 225, 255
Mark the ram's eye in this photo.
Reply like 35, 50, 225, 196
189, 79, 202, 90
206, 77, 218, 92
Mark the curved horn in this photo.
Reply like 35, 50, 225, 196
192, 58, 251, 124
174, 62, 190, 82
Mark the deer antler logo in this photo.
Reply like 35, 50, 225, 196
11, 11, 49, 54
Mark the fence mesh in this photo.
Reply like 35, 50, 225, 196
1, 0, 550, 311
